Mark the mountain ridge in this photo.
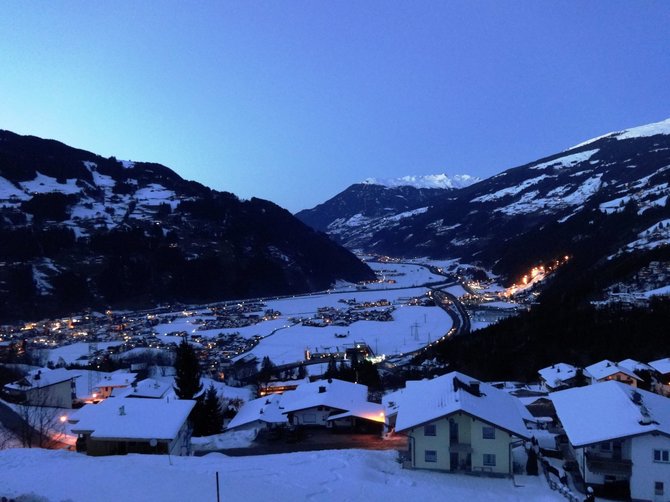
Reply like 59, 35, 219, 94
0, 129, 375, 321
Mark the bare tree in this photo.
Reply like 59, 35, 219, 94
16, 388, 68, 448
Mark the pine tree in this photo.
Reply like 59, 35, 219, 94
173, 337, 203, 399
195, 384, 224, 436
324, 357, 338, 379
257, 356, 276, 383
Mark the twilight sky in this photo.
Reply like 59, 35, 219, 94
1, 2, 669, 212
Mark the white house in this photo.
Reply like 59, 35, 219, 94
3, 368, 79, 408
390, 371, 532, 476
552, 381, 670, 502
279, 378, 384, 430
537, 363, 589, 391
585, 359, 641, 387
226, 394, 287, 431
70, 397, 196, 456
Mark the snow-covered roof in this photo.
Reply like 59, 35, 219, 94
70, 397, 196, 440
4, 368, 78, 391
585, 359, 640, 382
649, 357, 670, 375
393, 372, 532, 439
328, 401, 385, 423
227, 394, 287, 430
551, 381, 670, 447
617, 358, 655, 374
94, 370, 137, 389
280, 378, 370, 415
111, 378, 171, 399
537, 363, 581, 389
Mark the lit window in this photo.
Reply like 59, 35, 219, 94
482, 426, 495, 439
655, 482, 664, 496
425, 450, 437, 463
653, 449, 670, 462
424, 424, 437, 436
483, 454, 496, 466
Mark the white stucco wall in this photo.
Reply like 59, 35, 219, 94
630, 434, 670, 502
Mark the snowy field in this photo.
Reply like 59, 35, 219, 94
154, 285, 453, 366
0, 448, 564, 502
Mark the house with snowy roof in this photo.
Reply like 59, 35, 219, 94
585, 359, 641, 388
649, 357, 670, 396
226, 394, 287, 431
390, 371, 532, 476
69, 397, 196, 456
3, 368, 78, 408
110, 378, 171, 399
280, 378, 385, 431
538, 363, 591, 392
92, 370, 137, 399
552, 381, 670, 501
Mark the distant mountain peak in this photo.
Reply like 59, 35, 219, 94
362, 174, 480, 190
570, 117, 670, 150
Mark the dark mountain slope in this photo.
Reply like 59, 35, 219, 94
0, 130, 374, 321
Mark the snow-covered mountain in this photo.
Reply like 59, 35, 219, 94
0, 130, 374, 321
362, 173, 479, 190
295, 173, 479, 247
301, 118, 670, 298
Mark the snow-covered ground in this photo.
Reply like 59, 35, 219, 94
0, 448, 564, 502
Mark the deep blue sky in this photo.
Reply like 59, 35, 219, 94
1, 2, 669, 212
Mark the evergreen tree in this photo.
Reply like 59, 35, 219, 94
173, 337, 202, 399
194, 384, 224, 436
257, 356, 276, 383
324, 357, 338, 379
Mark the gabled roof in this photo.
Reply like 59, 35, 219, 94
551, 381, 670, 447
4, 368, 78, 391
617, 358, 655, 374
111, 378, 171, 399
649, 357, 670, 375
70, 397, 195, 440
393, 371, 532, 439
280, 378, 369, 415
227, 394, 287, 430
585, 359, 640, 382
537, 363, 581, 389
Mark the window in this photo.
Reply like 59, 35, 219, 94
483, 454, 496, 467
424, 424, 436, 436
425, 450, 437, 463
655, 482, 664, 496
653, 449, 670, 463
482, 426, 495, 439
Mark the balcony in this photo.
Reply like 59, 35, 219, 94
585, 453, 632, 477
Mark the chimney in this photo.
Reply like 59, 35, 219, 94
470, 381, 481, 396
119, 405, 126, 416
319, 386, 327, 393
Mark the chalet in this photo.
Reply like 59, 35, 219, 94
552, 381, 670, 501
226, 394, 286, 431
537, 363, 589, 392
390, 371, 532, 476
586, 359, 641, 387
3, 368, 78, 408
280, 378, 384, 431
70, 397, 196, 456
93, 370, 137, 399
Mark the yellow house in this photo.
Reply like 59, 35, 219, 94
392, 372, 531, 476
